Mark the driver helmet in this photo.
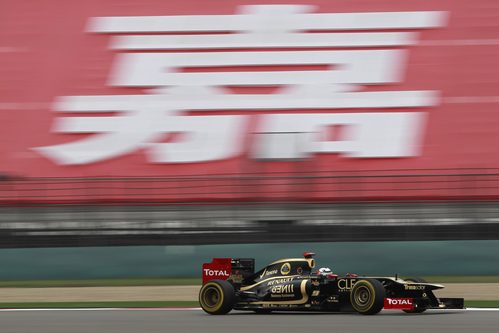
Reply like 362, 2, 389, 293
318, 267, 333, 276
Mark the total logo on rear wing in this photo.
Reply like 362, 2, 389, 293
202, 258, 232, 284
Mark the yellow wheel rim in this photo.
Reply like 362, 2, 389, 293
351, 281, 375, 312
200, 283, 224, 313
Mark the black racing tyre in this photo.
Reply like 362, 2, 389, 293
403, 277, 428, 313
199, 280, 235, 315
350, 279, 386, 315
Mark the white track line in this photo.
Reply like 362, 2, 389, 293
0, 308, 122, 312
126, 307, 202, 311
0, 307, 202, 312
0, 307, 498, 312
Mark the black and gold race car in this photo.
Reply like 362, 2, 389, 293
199, 252, 464, 315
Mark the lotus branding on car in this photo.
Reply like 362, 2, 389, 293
199, 253, 464, 315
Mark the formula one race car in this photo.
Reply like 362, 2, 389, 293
199, 252, 464, 315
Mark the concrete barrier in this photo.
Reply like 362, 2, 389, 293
1, 240, 499, 280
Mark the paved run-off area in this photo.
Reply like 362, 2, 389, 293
0, 284, 498, 302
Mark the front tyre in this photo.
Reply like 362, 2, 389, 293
199, 280, 235, 315
350, 279, 385, 315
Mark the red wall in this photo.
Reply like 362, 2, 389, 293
1, 0, 499, 194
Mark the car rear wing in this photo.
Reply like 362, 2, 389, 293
202, 258, 255, 285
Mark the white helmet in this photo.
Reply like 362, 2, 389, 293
318, 267, 332, 275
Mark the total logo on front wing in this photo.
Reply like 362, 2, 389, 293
384, 298, 414, 310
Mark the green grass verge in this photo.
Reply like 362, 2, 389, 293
421, 276, 499, 283
465, 300, 499, 308
0, 278, 200, 288
0, 301, 200, 309
0, 300, 497, 309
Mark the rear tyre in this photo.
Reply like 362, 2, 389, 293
350, 279, 385, 315
403, 277, 428, 313
199, 280, 235, 315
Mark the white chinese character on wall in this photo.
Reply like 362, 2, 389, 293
35, 5, 447, 165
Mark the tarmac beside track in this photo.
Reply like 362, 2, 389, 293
0, 308, 498, 333
0, 283, 497, 302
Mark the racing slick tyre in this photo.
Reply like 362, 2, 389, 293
403, 277, 428, 313
350, 279, 386, 315
199, 280, 236, 315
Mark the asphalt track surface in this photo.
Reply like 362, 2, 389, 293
0, 309, 497, 333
